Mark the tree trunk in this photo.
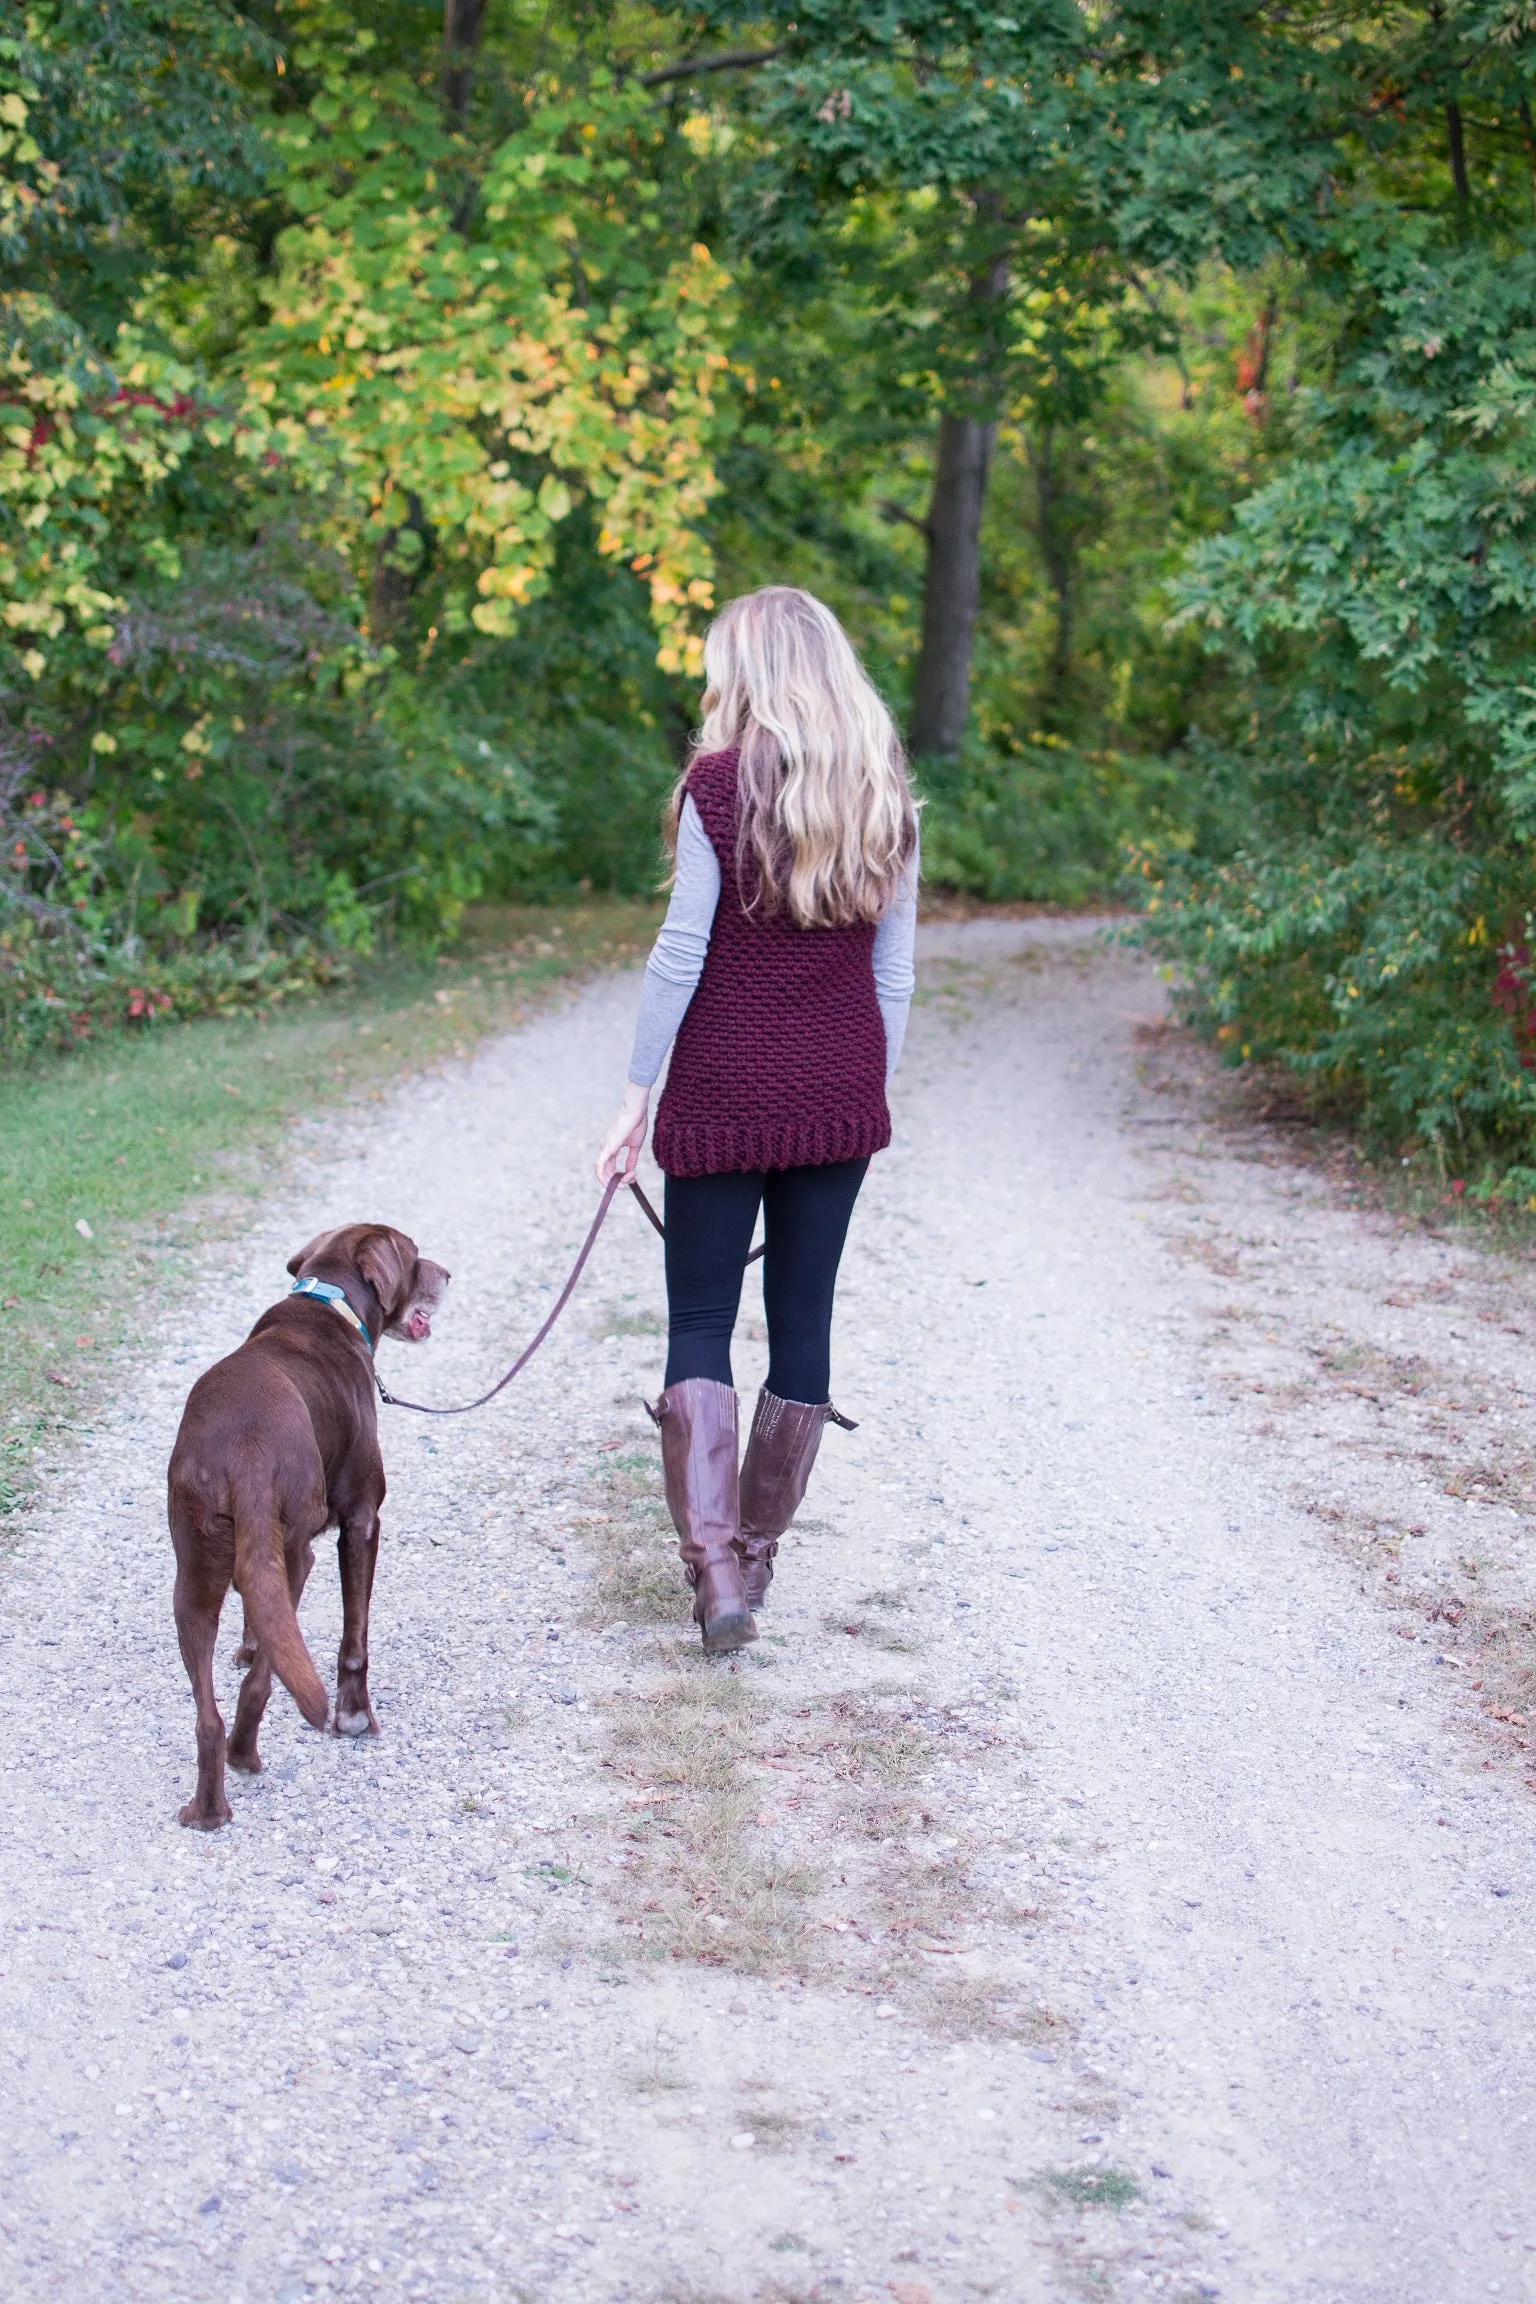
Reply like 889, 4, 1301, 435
1033, 426, 1073, 720
370, 491, 431, 643
908, 414, 998, 757
909, 233, 1008, 759
1446, 97, 1469, 209
442, 0, 487, 128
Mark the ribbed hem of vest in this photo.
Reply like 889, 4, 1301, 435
653, 1112, 891, 1179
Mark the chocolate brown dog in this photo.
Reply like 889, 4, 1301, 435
167, 1224, 450, 1829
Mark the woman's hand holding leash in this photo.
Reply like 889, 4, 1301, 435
596, 1081, 649, 1183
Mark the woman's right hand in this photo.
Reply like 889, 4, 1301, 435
596, 1082, 650, 1184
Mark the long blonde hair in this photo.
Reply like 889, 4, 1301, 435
670, 586, 918, 928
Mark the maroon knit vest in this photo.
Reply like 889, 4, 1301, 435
651, 749, 892, 1178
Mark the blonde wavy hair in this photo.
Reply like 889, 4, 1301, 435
669, 586, 918, 928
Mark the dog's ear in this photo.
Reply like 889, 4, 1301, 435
286, 1227, 340, 1277
357, 1228, 416, 1316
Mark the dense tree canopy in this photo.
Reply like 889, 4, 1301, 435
3, 1, 1536, 1177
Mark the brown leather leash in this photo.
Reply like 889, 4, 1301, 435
624, 1178, 765, 1267
374, 1176, 762, 1418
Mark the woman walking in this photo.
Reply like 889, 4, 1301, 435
595, 586, 919, 1654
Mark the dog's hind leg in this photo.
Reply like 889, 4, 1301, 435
230, 1530, 320, 1772
174, 1562, 233, 1830
226, 1642, 273, 1776
232, 1604, 256, 1671
335, 1510, 382, 1738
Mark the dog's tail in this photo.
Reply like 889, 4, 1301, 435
232, 1493, 329, 1729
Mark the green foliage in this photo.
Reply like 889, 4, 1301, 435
1174, 229, 1536, 813
1149, 209, 1536, 1162
450, 511, 685, 897
0, 1, 732, 1054
0, 2, 278, 336
248, 32, 731, 664
0, 908, 350, 1062
920, 739, 1200, 906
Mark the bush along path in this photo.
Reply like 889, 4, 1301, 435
0, 919, 1533, 2304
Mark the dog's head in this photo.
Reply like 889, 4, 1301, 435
286, 1225, 451, 1343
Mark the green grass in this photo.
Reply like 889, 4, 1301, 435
0, 898, 659, 1509
1028, 2165, 1143, 2211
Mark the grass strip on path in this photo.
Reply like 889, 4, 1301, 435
0, 898, 659, 1512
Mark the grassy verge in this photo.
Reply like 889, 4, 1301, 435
0, 898, 659, 1509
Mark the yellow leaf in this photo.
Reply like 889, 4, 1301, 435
536, 475, 572, 522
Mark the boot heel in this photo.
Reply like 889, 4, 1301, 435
701, 1603, 756, 1655
693, 1557, 758, 1652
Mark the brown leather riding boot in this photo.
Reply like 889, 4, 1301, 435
737, 1390, 854, 1609
647, 1379, 757, 1655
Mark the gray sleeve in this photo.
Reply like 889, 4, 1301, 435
626, 796, 721, 1087
873, 838, 919, 1084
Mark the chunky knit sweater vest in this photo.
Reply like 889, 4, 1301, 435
652, 749, 892, 1178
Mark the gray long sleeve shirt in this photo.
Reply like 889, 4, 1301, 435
627, 796, 919, 1089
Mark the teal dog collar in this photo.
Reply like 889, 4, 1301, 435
290, 1275, 374, 1355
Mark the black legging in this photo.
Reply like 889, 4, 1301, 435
662, 1158, 869, 1402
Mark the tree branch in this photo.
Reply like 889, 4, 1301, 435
637, 47, 782, 88
879, 497, 933, 542
1120, 262, 1194, 405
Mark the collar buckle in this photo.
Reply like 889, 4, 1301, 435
290, 1275, 375, 1356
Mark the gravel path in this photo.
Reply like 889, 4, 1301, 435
2, 918, 1534, 2304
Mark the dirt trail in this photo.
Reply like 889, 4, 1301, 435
1, 918, 1534, 2304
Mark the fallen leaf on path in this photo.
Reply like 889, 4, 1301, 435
44, 1369, 74, 1388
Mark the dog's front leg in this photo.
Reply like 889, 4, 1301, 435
335, 1510, 381, 1738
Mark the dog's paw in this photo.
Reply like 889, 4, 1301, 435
232, 1641, 257, 1670
178, 1796, 233, 1830
226, 1743, 262, 1776
333, 1700, 377, 1739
